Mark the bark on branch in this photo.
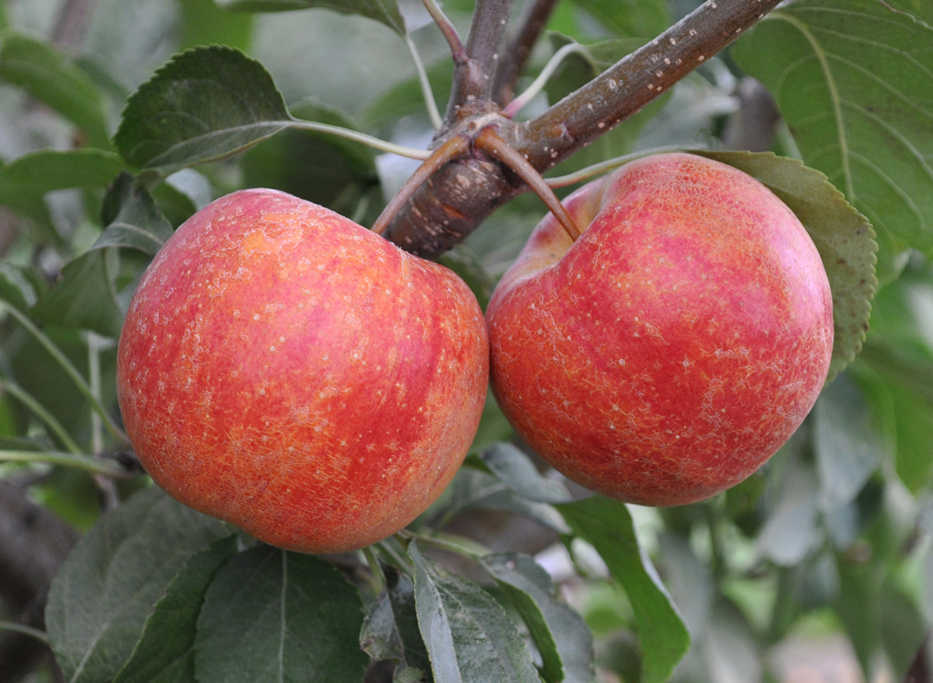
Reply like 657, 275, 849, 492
388, 0, 783, 257
518, 0, 783, 170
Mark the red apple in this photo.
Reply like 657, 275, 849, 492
117, 189, 488, 553
486, 153, 833, 506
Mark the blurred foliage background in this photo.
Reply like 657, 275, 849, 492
1, 0, 932, 681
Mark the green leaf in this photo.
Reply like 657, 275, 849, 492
179, 0, 253, 51
698, 150, 878, 380
45, 487, 234, 683
432, 467, 570, 534
732, 0, 933, 273
32, 249, 124, 338
572, 0, 669, 38
480, 442, 573, 504
408, 541, 540, 683
813, 373, 885, 510
556, 497, 689, 683
113, 537, 238, 683
0, 32, 110, 147
114, 46, 291, 172
480, 553, 594, 683
855, 261, 933, 490
216, 0, 405, 35
95, 173, 174, 255
0, 148, 124, 207
885, 0, 932, 26
195, 545, 368, 683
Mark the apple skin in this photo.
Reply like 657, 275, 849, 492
117, 189, 488, 553
486, 153, 833, 506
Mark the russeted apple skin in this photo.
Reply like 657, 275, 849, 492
117, 189, 488, 553
486, 153, 833, 506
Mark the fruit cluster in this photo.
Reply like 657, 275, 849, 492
116, 153, 833, 553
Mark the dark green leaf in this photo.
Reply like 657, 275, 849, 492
114, 46, 291, 172
0, 32, 110, 147
95, 173, 174, 255
240, 99, 376, 211
216, 0, 405, 35
480, 442, 573, 504
45, 487, 234, 683
409, 541, 540, 683
113, 537, 238, 683
699, 150, 878, 380
0, 148, 124, 206
150, 181, 199, 228
732, 0, 933, 275
195, 545, 367, 683
33, 249, 124, 338
572, 0, 669, 38
556, 497, 689, 683
179, 0, 254, 51
359, 59, 453, 133
480, 553, 594, 683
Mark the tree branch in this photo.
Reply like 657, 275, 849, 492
518, 0, 783, 170
445, 0, 511, 121
494, 0, 559, 104
389, 0, 782, 256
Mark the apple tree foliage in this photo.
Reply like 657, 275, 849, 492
0, 0, 931, 681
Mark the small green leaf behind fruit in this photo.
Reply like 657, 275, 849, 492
698, 150, 878, 381
480, 442, 573, 504
557, 496, 690, 683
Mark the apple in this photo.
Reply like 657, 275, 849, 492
486, 153, 833, 506
116, 189, 488, 553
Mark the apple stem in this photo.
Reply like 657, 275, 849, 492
371, 134, 470, 237
475, 127, 582, 241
